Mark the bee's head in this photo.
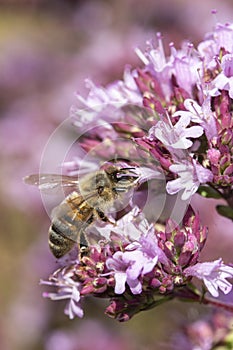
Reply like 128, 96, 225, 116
105, 165, 139, 193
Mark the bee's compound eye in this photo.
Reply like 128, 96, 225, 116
117, 175, 132, 182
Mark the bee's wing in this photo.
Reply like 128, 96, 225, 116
23, 174, 80, 193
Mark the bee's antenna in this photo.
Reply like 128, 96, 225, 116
119, 167, 139, 176
120, 167, 137, 171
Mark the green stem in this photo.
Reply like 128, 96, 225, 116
208, 182, 225, 199
174, 285, 233, 313
173, 283, 202, 302
142, 294, 174, 311
226, 195, 233, 209
202, 296, 233, 313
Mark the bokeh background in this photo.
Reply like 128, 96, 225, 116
1, 1, 233, 349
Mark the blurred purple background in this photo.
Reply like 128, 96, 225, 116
1, 1, 233, 349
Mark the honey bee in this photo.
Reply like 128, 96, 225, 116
24, 165, 139, 258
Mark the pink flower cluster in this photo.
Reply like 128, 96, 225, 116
41, 207, 233, 321
39, 21, 233, 321
70, 22, 233, 200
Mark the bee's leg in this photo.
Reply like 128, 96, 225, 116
79, 242, 89, 259
96, 209, 116, 225
79, 230, 89, 247
78, 231, 90, 259
78, 214, 94, 259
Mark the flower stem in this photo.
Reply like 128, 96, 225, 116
174, 285, 233, 313
202, 296, 233, 313
173, 284, 202, 302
